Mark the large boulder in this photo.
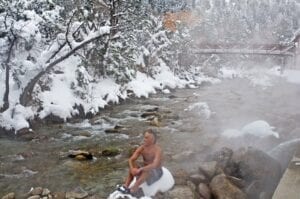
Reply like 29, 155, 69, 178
198, 161, 219, 180
268, 138, 300, 171
233, 147, 282, 198
205, 147, 237, 176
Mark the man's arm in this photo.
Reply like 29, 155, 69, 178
129, 146, 143, 171
140, 147, 162, 172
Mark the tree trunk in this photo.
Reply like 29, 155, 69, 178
19, 31, 110, 106
1, 36, 16, 113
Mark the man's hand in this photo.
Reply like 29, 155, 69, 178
130, 167, 143, 176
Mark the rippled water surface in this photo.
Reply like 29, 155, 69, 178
1, 77, 300, 197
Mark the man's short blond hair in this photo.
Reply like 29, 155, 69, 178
145, 129, 157, 144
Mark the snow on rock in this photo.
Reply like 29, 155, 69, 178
241, 120, 279, 138
153, 64, 187, 89
0, 104, 34, 132
218, 67, 239, 79
185, 102, 212, 119
222, 120, 279, 138
127, 72, 159, 98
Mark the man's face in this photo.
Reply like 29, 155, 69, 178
143, 132, 154, 146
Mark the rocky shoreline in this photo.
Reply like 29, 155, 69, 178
1, 146, 284, 199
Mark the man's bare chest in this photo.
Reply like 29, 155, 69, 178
142, 147, 156, 163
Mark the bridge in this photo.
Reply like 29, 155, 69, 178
191, 48, 294, 56
180, 35, 300, 69
187, 42, 295, 56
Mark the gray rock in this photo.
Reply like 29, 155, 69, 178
189, 173, 207, 185
30, 187, 43, 196
27, 196, 40, 199
245, 180, 261, 199
42, 188, 51, 196
173, 169, 189, 185
198, 161, 218, 180
66, 192, 88, 199
226, 176, 246, 189
198, 183, 211, 199
52, 192, 65, 199
210, 174, 246, 199
268, 138, 300, 171
206, 147, 238, 176
1, 193, 15, 199
187, 180, 197, 192
234, 147, 282, 196
166, 185, 194, 199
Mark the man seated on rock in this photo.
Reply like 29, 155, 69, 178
118, 129, 163, 195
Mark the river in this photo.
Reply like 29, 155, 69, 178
1, 76, 300, 198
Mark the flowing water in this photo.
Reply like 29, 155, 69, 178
1, 76, 300, 198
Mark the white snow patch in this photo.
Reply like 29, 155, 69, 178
185, 102, 212, 119
127, 72, 159, 98
0, 104, 34, 132
222, 120, 279, 138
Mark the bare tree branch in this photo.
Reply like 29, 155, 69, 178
19, 29, 111, 106
46, 41, 67, 64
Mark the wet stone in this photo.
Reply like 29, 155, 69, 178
189, 173, 207, 185
173, 169, 189, 185
198, 161, 218, 180
101, 147, 120, 157
166, 185, 194, 199
27, 196, 40, 199
65, 192, 88, 199
42, 188, 51, 196
30, 187, 43, 196
198, 183, 211, 199
52, 192, 65, 199
68, 150, 93, 160
1, 193, 15, 199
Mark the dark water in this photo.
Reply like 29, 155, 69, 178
1, 77, 300, 197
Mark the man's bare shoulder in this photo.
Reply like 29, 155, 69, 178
136, 145, 144, 153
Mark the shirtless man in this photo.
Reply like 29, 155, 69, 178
119, 129, 163, 194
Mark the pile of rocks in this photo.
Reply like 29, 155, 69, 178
1, 187, 90, 199
162, 147, 282, 199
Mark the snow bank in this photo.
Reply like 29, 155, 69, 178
0, 104, 34, 133
127, 72, 160, 98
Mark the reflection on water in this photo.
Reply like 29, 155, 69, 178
1, 77, 300, 197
